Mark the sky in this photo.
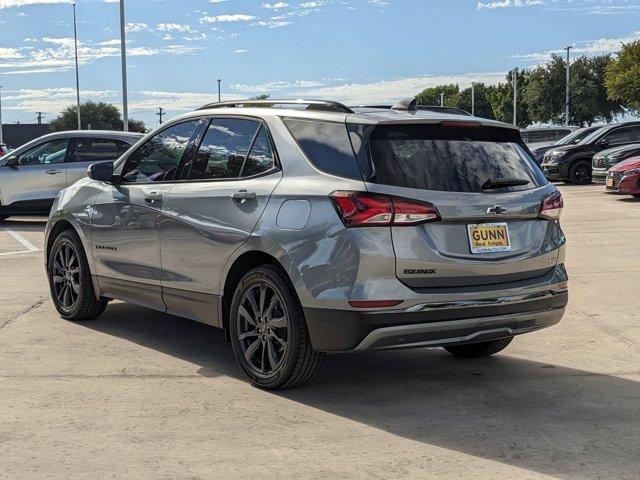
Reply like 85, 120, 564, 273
0, 0, 639, 127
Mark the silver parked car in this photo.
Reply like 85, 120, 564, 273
45, 100, 568, 389
0, 130, 142, 221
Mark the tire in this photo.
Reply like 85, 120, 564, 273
569, 160, 592, 185
229, 265, 324, 390
444, 337, 514, 359
47, 229, 108, 321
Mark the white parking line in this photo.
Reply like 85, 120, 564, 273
0, 228, 43, 257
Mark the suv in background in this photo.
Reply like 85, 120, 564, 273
521, 126, 578, 150
45, 99, 568, 389
0, 130, 142, 221
530, 125, 601, 163
592, 143, 640, 182
541, 122, 640, 184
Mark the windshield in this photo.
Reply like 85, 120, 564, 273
368, 124, 546, 193
579, 126, 609, 145
555, 127, 596, 146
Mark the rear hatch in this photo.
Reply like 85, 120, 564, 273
354, 122, 561, 289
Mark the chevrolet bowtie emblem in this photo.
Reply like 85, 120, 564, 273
487, 205, 508, 215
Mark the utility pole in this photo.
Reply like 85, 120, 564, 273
440, 92, 444, 107
471, 83, 475, 116
512, 68, 518, 126
217, 79, 221, 102
72, 3, 82, 130
156, 107, 165, 125
0, 85, 3, 144
564, 46, 572, 126
36, 112, 44, 124
120, 0, 129, 131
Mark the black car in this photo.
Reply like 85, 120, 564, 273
540, 122, 640, 184
530, 125, 601, 163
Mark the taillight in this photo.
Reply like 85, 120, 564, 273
539, 191, 563, 220
329, 191, 440, 227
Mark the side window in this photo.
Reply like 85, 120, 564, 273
283, 118, 362, 180
241, 126, 275, 177
16, 139, 69, 166
69, 138, 121, 163
188, 118, 260, 180
121, 121, 199, 183
604, 127, 634, 145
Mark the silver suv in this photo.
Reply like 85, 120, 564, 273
0, 131, 142, 221
45, 100, 568, 389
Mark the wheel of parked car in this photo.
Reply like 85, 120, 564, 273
47, 229, 108, 321
229, 265, 325, 389
444, 337, 513, 358
569, 160, 592, 185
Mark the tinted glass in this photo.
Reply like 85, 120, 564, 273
16, 139, 68, 165
189, 118, 259, 180
70, 138, 129, 163
368, 124, 543, 193
122, 121, 198, 183
241, 126, 275, 177
556, 127, 596, 145
284, 118, 361, 180
604, 126, 640, 145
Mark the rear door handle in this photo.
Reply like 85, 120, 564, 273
45, 169, 62, 175
231, 190, 256, 202
144, 192, 163, 203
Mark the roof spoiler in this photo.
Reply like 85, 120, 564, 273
391, 98, 417, 112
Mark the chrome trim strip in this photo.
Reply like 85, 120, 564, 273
355, 308, 565, 351
402, 290, 565, 313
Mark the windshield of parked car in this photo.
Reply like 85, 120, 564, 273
579, 126, 610, 145
555, 127, 596, 146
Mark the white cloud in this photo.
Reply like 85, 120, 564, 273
0, 0, 71, 8
125, 22, 150, 33
252, 19, 293, 27
477, 0, 639, 14
234, 49, 249, 54
157, 23, 194, 33
200, 14, 257, 23
300, 1, 324, 6
0, 47, 24, 59
263, 2, 289, 9
477, 0, 542, 9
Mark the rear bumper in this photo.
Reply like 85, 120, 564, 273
304, 290, 568, 352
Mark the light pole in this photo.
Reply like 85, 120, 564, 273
439, 92, 444, 107
120, 0, 129, 131
564, 46, 572, 126
512, 68, 518, 126
217, 79, 221, 102
0, 85, 3, 144
471, 82, 475, 116
72, 3, 81, 130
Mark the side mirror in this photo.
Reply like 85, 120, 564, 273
598, 138, 609, 147
87, 162, 117, 183
3, 157, 18, 167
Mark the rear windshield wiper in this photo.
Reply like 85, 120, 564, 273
481, 178, 530, 190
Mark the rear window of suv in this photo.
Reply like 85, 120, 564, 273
366, 124, 545, 193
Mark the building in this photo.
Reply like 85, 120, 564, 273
1, 124, 51, 150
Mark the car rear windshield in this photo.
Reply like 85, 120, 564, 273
367, 124, 545, 193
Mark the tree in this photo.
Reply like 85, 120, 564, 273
487, 69, 531, 127
415, 84, 459, 106
50, 101, 146, 133
523, 54, 566, 125
248, 94, 270, 100
570, 55, 623, 125
452, 83, 496, 119
606, 40, 640, 113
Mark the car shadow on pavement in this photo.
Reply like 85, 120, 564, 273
0, 218, 48, 232
86, 302, 640, 480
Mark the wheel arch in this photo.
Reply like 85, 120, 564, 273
45, 213, 94, 274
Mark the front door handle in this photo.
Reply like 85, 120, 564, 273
231, 190, 256, 202
45, 169, 62, 175
144, 192, 163, 203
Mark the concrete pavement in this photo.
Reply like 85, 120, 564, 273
0, 187, 639, 479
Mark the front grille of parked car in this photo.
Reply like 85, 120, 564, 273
608, 172, 623, 188
593, 157, 606, 169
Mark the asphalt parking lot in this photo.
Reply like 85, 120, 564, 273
0, 185, 639, 480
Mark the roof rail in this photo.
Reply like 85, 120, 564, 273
197, 99, 354, 113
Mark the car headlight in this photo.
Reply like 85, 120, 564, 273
543, 152, 564, 164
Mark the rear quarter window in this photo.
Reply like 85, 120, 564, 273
283, 118, 362, 180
